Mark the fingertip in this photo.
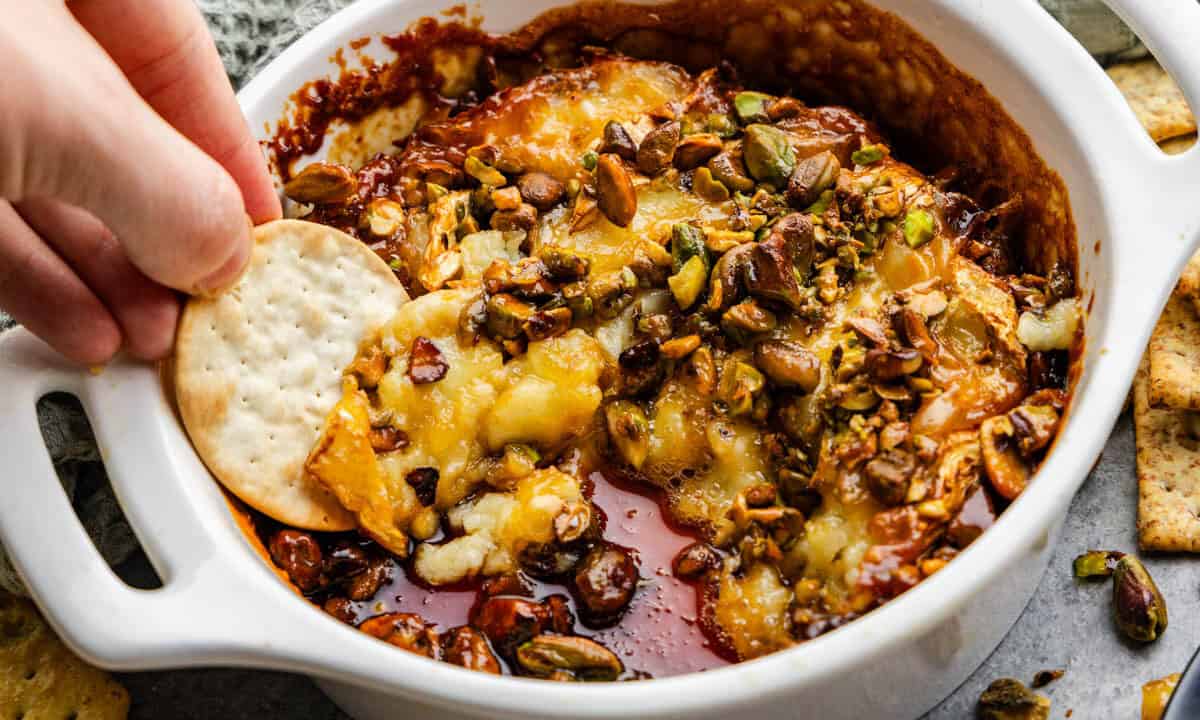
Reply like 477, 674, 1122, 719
193, 213, 253, 296
62, 314, 123, 367
121, 291, 180, 361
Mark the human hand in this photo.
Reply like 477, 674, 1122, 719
0, 0, 281, 364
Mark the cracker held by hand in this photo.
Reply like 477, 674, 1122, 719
1134, 357, 1200, 552
0, 593, 129, 719
175, 220, 408, 530
1148, 286, 1200, 410
1107, 59, 1197, 143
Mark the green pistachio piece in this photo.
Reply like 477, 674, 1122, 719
487, 443, 541, 486
588, 267, 638, 319
733, 91, 773, 125
605, 401, 650, 470
485, 294, 534, 339
671, 223, 709, 274
851, 144, 886, 165
977, 678, 1050, 720
705, 229, 755, 253
707, 112, 738, 138
693, 167, 731, 202
425, 182, 449, 201
668, 255, 708, 310
581, 151, 599, 171
903, 209, 935, 248
718, 360, 765, 417
804, 189, 834, 216
708, 152, 756, 193
742, 125, 796, 186
464, 156, 506, 186
1072, 550, 1125, 579
565, 178, 582, 200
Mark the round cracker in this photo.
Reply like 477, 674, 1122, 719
175, 219, 408, 530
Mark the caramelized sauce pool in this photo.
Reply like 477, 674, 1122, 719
584, 470, 730, 675
250, 464, 730, 677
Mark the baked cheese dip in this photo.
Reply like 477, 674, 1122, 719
198, 4, 1082, 682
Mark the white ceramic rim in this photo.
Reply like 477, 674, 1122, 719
1, 0, 1199, 718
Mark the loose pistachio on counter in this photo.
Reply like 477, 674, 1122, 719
977, 678, 1050, 720
1112, 555, 1168, 643
1072, 549, 1125, 579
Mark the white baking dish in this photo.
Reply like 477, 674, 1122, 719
2, 1, 1199, 718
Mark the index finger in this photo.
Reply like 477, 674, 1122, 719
70, 0, 282, 224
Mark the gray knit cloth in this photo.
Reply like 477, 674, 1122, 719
0, 0, 1144, 595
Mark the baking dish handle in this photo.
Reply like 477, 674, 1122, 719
1091, 0, 1200, 295
1099, 0, 1200, 111
1099, 0, 1200, 187
0, 328, 288, 669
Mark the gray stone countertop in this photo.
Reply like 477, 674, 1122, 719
113, 2, 1196, 717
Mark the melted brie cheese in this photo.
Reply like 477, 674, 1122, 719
371, 289, 607, 508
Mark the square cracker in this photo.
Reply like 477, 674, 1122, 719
1160, 133, 1196, 156
1134, 356, 1200, 552
1108, 59, 1196, 142
1147, 286, 1200, 410
0, 593, 129, 719
1178, 248, 1200, 318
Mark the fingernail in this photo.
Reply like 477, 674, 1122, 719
194, 215, 254, 297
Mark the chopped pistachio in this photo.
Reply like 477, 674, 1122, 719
516, 635, 622, 681
425, 182, 449, 201
599, 121, 638, 161
589, 267, 638, 319
284, 161, 357, 205
705, 229, 755, 253
786, 151, 840, 210
977, 678, 1050, 720
675, 133, 723, 170
487, 444, 541, 487
722, 299, 777, 338
851, 144, 886, 166
581, 151, 599, 171
464, 155, 506, 186
595, 154, 638, 227
660, 334, 701, 360
484, 294, 534, 339
605, 401, 650, 469
719, 360, 765, 416
363, 198, 405, 237
671, 223, 709, 274
491, 185, 522, 211
805, 189, 834, 216
1113, 555, 1168, 642
734, 91, 773, 125
693, 166, 731, 202
636, 121, 682, 175
742, 124, 796, 186
1072, 550, 1124, 579
707, 112, 738, 138
668, 255, 708, 310
903, 209, 935, 248
516, 172, 566, 210
707, 152, 756, 193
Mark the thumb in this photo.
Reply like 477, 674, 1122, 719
2, 3, 252, 295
